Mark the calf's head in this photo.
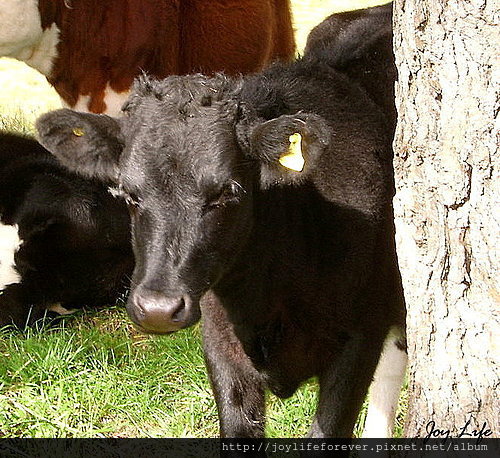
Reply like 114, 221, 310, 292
36, 75, 330, 334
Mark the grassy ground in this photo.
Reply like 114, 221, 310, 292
0, 305, 406, 438
0, 0, 404, 438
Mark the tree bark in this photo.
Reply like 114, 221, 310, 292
393, 0, 499, 437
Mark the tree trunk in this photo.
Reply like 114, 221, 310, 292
393, 0, 499, 437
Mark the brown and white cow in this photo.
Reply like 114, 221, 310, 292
0, 0, 295, 115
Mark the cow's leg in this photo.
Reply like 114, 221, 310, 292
309, 330, 387, 438
202, 293, 265, 438
363, 326, 407, 437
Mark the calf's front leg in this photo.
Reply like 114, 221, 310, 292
309, 331, 385, 438
201, 293, 265, 438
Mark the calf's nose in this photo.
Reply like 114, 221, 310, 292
127, 287, 194, 334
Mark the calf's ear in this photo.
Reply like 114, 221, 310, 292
247, 112, 330, 188
36, 109, 124, 182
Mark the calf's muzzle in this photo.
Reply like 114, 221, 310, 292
127, 286, 200, 334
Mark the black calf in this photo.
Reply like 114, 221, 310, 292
305, 2, 396, 133
36, 3, 405, 438
0, 132, 133, 328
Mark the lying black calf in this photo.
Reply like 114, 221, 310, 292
36, 3, 405, 438
0, 132, 133, 328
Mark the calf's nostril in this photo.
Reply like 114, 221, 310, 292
170, 297, 186, 322
132, 293, 148, 318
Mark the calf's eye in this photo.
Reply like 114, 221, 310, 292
124, 192, 141, 209
204, 181, 244, 212
108, 185, 142, 209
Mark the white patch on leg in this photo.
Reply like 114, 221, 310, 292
47, 303, 78, 315
63, 84, 129, 116
363, 326, 407, 438
102, 84, 130, 116
0, 1, 60, 75
0, 223, 22, 290
63, 94, 91, 112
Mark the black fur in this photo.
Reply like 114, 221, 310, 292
0, 132, 133, 328
304, 2, 396, 134
36, 3, 404, 437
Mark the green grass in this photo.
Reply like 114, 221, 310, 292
0, 308, 406, 438
0, 308, 313, 438
0, 0, 404, 438
0, 308, 217, 438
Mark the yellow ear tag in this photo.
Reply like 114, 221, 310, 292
279, 132, 304, 172
72, 127, 85, 137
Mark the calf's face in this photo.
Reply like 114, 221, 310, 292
118, 105, 256, 334
36, 75, 329, 334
